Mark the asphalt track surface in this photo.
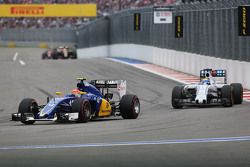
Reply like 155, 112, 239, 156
0, 48, 250, 167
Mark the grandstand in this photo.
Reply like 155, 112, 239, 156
0, 0, 177, 29
0, 0, 238, 29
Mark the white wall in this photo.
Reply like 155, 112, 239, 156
77, 44, 250, 89
77, 45, 108, 59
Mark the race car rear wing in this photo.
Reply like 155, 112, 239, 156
200, 69, 227, 84
90, 80, 127, 99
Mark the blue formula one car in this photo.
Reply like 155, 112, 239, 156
11, 78, 140, 125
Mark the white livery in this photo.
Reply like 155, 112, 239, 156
172, 69, 243, 108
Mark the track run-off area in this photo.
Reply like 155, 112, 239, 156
0, 48, 250, 167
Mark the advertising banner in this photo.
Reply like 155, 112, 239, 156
134, 13, 141, 31
0, 4, 97, 17
175, 16, 183, 38
153, 6, 173, 24
238, 6, 250, 36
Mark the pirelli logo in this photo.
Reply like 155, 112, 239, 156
238, 6, 250, 36
0, 4, 97, 17
11, 6, 45, 15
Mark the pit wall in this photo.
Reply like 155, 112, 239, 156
77, 44, 250, 89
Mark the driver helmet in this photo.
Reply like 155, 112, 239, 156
72, 88, 80, 94
77, 81, 85, 91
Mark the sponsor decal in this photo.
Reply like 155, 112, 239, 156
0, 4, 97, 17
11, 6, 44, 15
106, 102, 109, 108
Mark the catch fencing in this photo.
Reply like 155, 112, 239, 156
1, 28, 77, 44
106, 0, 250, 62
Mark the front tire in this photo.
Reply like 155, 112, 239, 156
120, 95, 140, 119
172, 86, 184, 109
72, 99, 91, 123
230, 83, 243, 104
18, 98, 38, 125
221, 85, 233, 107
42, 53, 47, 59
71, 53, 77, 59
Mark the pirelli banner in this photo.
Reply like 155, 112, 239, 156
153, 6, 173, 24
175, 16, 183, 38
0, 4, 97, 17
238, 6, 250, 36
134, 13, 141, 31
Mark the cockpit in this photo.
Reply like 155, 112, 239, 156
201, 78, 210, 85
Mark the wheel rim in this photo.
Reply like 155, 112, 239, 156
84, 103, 90, 118
134, 99, 140, 114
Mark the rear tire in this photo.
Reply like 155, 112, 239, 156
18, 98, 38, 125
72, 99, 91, 123
230, 83, 243, 104
172, 86, 184, 109
221, 85, 233, 107
120, 95, 140, 119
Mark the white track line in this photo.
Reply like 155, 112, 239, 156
108, 58, 187, 84
19, 59, 26, 66
13, 52, 18, 61
0, 136, 250, 150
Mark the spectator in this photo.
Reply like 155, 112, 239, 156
0, 0, 177, 29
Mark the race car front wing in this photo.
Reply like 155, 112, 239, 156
11, 112, 79, 122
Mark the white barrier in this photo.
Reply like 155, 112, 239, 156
77, 44, 250, 89
77, 45, 108, 59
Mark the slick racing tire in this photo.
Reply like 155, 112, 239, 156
42, 54, 47, 60
230, 83, 243, 104
52, 53, 58, 59
18, 98, 38, 125
72, 99, 91, 123
69, 53, 77, 59
172, 86, 184, 109
72, 54, 77, 59
221, 85, 233, 107
120, 95, 140, 119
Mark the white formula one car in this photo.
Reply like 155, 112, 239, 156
172, 69, 243, 108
